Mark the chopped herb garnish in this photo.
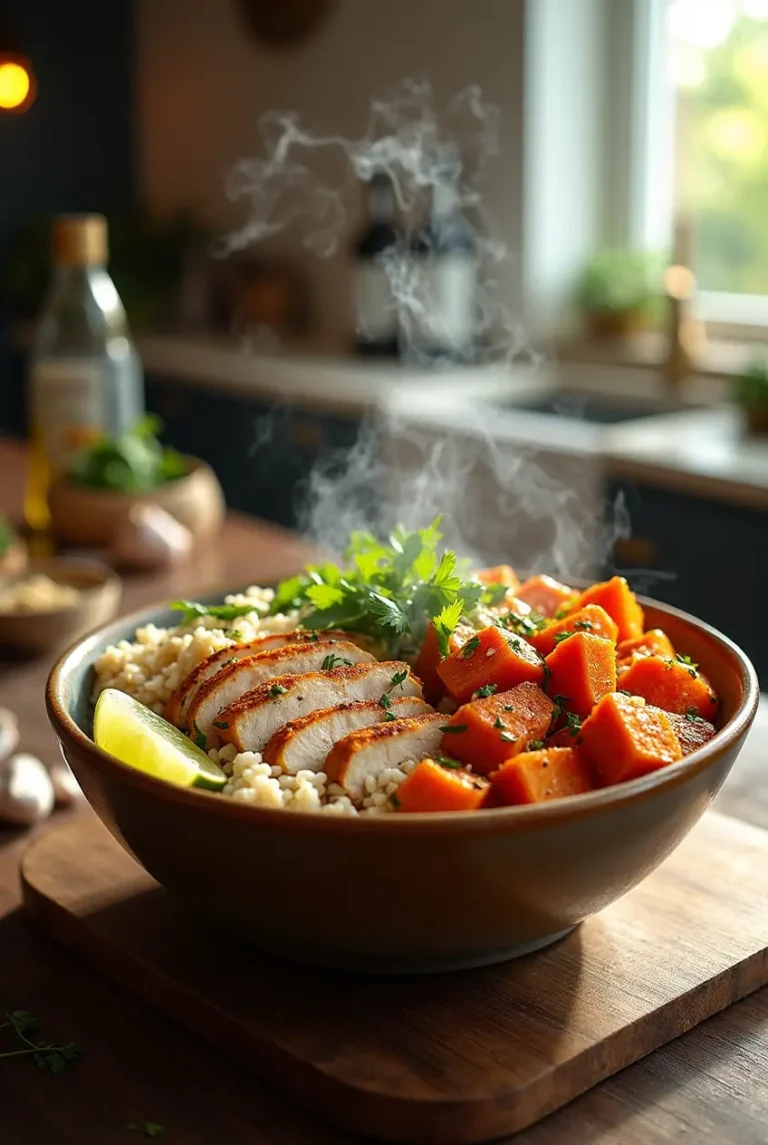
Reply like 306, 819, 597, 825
270, 683, 287, 698
574, 619, 593, 631
266, 517, 486, 657
321, 653, 352, 671
499, 731, 516, 743
554, 603, 574, 620
384, 712, 397, 722
229, 629, 243, 642
192, 721, 206, 749
684, 705, 702, 722
565, 711, 583, 738
553, 631, 573, 646
528, 739, 545, 750
390, 792, 401, 807
212, 720, 229, 730
507, 637, 523, 652
170, 600, 258, 626
617, 689, 632, 696
0, 1010, 81, 1074
440, 724, 468, 734
542, 663, 552, 686
473, 684, 498, 699
223, 657, 238, 666
390, 669, 408, 688
482, 582, 510, 606
503, 704, 515, 711
676, 653, 699, 679
551, 693, 570, 718
493, 716, 506, 729
436, 755, 462, 769
498, 611, 547, 638
379, 693, 392, 710
461, 635, 481, 659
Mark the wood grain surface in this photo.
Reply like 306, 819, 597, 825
20, 812, 768, 1144
3, 437, 768, 1145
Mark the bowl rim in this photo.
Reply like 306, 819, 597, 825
46, 588, 760, 834
0, 558, 122, 621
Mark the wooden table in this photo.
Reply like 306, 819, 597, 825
1, 437, 767, 1145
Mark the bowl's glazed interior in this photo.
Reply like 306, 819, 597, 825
47, 590, 759, 972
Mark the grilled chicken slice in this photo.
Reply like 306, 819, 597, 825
263, 696, 433, 775
325, 714, 444, 801
187, 640, 375, 742
217, 662, 423, 753
165, 634, 290, 727
166, 629, 366, 728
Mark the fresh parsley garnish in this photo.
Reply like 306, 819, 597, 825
551, 694, 570, 718
384, 712, 397, 722
528, 739, 545, 750
617, 689, 632, 696
0, 1010, 81, 1074
229, 629, 243, 642
574, 620, 593, 631
212, 720, 229, 730
503, 704, 515, 711
321, 653, 352, 671
676, 653, 699, 678
565, 711, 583, 738
192, 721, 206, 749
498, 611, 546, 638
440, 724, 467, 734
553, 631, 573, 646
436, 755, 462, 769
170, 600, 258, 626
507, 637, 523, 652
379, 693, 392, 710
684, 706, 702, 722
482, 582, 510, 606
493, 716, 506, 729
499, 731, 516, 743
473, 684, 498, 699
269, 683, 287, 698
553, 603, 574, 620
267, 518, 485, 657
461, 635, 481, 659
390, 669, 408, 688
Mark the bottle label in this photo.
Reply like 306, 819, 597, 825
30, 358, 106, 475
414, 256, 476, 351
355, 264, 396, 340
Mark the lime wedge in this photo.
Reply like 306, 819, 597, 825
93, 688, 226, 791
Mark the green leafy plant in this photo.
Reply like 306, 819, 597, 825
68, 415, 187, 493
576, 248, 662, 317
0, 1009, 81, 1073
734, 359, 768, 411
0, 516, 16, 558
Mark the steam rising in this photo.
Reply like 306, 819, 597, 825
224, 80, 640, 582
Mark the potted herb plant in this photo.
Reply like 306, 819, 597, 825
576, 248, 661, 339
0, 517, 27, 577
47, 416, 225, 549
734, 359, 768, 437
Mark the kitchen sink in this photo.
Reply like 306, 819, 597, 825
496, 391, 693, 426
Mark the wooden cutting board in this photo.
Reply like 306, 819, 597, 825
21, 811, 768, 1145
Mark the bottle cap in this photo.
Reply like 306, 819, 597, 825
52, 214, 108, 267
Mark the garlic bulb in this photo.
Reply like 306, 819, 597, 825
110, 504, 193, 571
0, 754, 55, 826
50, 758, 81, 807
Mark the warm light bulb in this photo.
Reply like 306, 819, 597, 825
0, 60, 33, 111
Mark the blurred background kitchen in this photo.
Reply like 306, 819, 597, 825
1, 0, 768, 675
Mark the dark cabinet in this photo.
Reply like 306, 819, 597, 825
604, 477, 766, 684
144, 374, 364, 531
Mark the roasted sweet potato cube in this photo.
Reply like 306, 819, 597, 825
489, 746, 593, 806
437, 626, 544, 704
544, 632, 617, 717
617, 629, 675, 666
579, 692, 682, 787
515, 574, 577, 618
619, 655, 718, 722
413, 620, 476, 706
394, 759, 489, 812
663, 709, 716, 756
577, 576, 644, 642
475, 564, 520, 590
530, 605, 618, 658
440, 681, 555, 775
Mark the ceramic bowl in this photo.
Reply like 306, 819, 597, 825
46, 593, 758, 973
47, 457, 225, 549
0, 558, 122, 657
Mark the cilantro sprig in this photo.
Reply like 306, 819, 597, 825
0, 1010, 81, 1074
169, 600, 260, 626
268, 518, 492, 657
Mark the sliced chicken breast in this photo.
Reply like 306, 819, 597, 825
325, 714, 444, 801
187, 640, 375, 742
217, 662, 423, 752
165, 634, 291, 727
263, 696, 433, 775
167, 629, 366, 728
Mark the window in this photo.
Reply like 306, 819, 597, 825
656, 0, 768, 325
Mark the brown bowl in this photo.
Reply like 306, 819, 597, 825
47, 456, 225, 549
0, 558, 122, 657
45, 593, 758, 972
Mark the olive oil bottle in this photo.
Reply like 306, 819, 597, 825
25, 214, 144, 530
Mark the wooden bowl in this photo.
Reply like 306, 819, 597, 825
46, 593, 758, 972
0, 559, 122, 657
47, 457, 225, 549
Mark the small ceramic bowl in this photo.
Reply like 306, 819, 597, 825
0, 558, 122, 657
46, 593, 758, 972
47, 456, 225, 549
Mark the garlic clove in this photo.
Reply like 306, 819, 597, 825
50, 758, 82, 807
0, 709, 19, 762
0, 753, 55, 827
110, 504, 194, 571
